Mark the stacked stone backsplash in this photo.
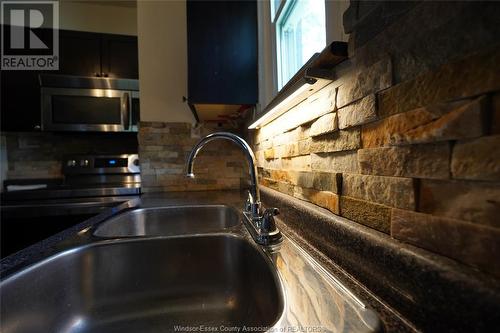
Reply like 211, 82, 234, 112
139, 122, 248, 193
252, 1, 500, 278
3, 132, 138, 180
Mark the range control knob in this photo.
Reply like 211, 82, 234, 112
67, 160, 76, 167
133, 159, 140, 166
80, 159, 89, 167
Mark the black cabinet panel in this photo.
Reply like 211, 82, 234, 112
101, 34, 139, 79
187, 0, 258, 105
1, 70, 41, 132
59, 30, 102, 77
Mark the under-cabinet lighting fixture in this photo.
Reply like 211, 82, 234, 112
248, 81, 313, 129
248, 41, 348, 130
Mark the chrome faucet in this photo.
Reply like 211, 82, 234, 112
186, 132, 282, 245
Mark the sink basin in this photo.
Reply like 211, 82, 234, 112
0, 235, 283, 333
94, 205, 240, 237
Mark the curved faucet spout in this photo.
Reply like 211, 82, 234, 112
186, 132, 261, 215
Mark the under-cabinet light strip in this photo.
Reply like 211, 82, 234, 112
248, 82, 313, 129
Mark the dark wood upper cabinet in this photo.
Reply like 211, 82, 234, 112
0, 70, 42, 132
59, 30, 102, 77
58, 30, 138, 79
101, 34, 139, 79
187, 0, 258, 105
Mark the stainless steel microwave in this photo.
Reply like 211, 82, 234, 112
40, 75, 139, 132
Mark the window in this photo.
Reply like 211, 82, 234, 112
273, 0, 326, 89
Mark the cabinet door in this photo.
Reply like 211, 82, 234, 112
58, 30, 102, 77
1, 70, 42, 132
101, 34, 139, 79
187, 0, 258, 105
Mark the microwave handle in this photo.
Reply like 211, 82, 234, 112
122, 92, 130, 130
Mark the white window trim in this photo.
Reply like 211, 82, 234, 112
257, 0, 349, 113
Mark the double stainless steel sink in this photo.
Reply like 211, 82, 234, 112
94, 205, 240, 237
0, 204, 382, 333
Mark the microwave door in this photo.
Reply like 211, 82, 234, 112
41, 88, 129, 132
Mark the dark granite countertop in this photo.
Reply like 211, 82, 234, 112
2, 189, 498, 332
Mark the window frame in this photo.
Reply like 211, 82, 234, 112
258, 0, 348, 113
272, 0, 298, 90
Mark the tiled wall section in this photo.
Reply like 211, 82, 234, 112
252, 45, 500, 278
139, 122, 248, 193
3, 132, 138, 179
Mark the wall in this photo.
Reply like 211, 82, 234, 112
137, 0, 195, 123
325, 0, 349, 44
251, 1, 500, 278
59, 0, 137, 35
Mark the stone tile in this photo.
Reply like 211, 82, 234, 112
358, 143, 450, 179
254, 129, 267, 144
281, 155, 311, 171
170, 126, 191, 135
261, 178, 294, 196
340, 196, 391, 233
312, 172, 342, 194
269, 169, 293, 184
142, 145, 164, 151
278, 143, 301, 158
362, 97, 486, 148
391, 208, 500, 278
342, 173, 416, 210
491, 93, 500, 135
262, 158, 283, 170
336, 56, 393, 108
297, 138, 311, 155
261, 139, 273, 150
311, 151, 359, 173
264, 148, 274, 160
377, 45, 500, 117
310, 112, 338, 137
273, 131, 295, 147
255, 150, 265, 167
276, 181, 295, 196
311, 128, 361, 153
419, 180, 500, 228
293, 187, 340, 214
264, 170, 315, 189
451, 135, 500, 181
292, 171, 315, 189
338, 94, 377, 129
260, 177, 277, 189
258, 167, 270, 179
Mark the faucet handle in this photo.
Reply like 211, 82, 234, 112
261, 207, 280, 233
263, 207, 280, 217
244, 197, 252, 212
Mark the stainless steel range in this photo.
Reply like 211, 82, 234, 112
0, 154, 141, 257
